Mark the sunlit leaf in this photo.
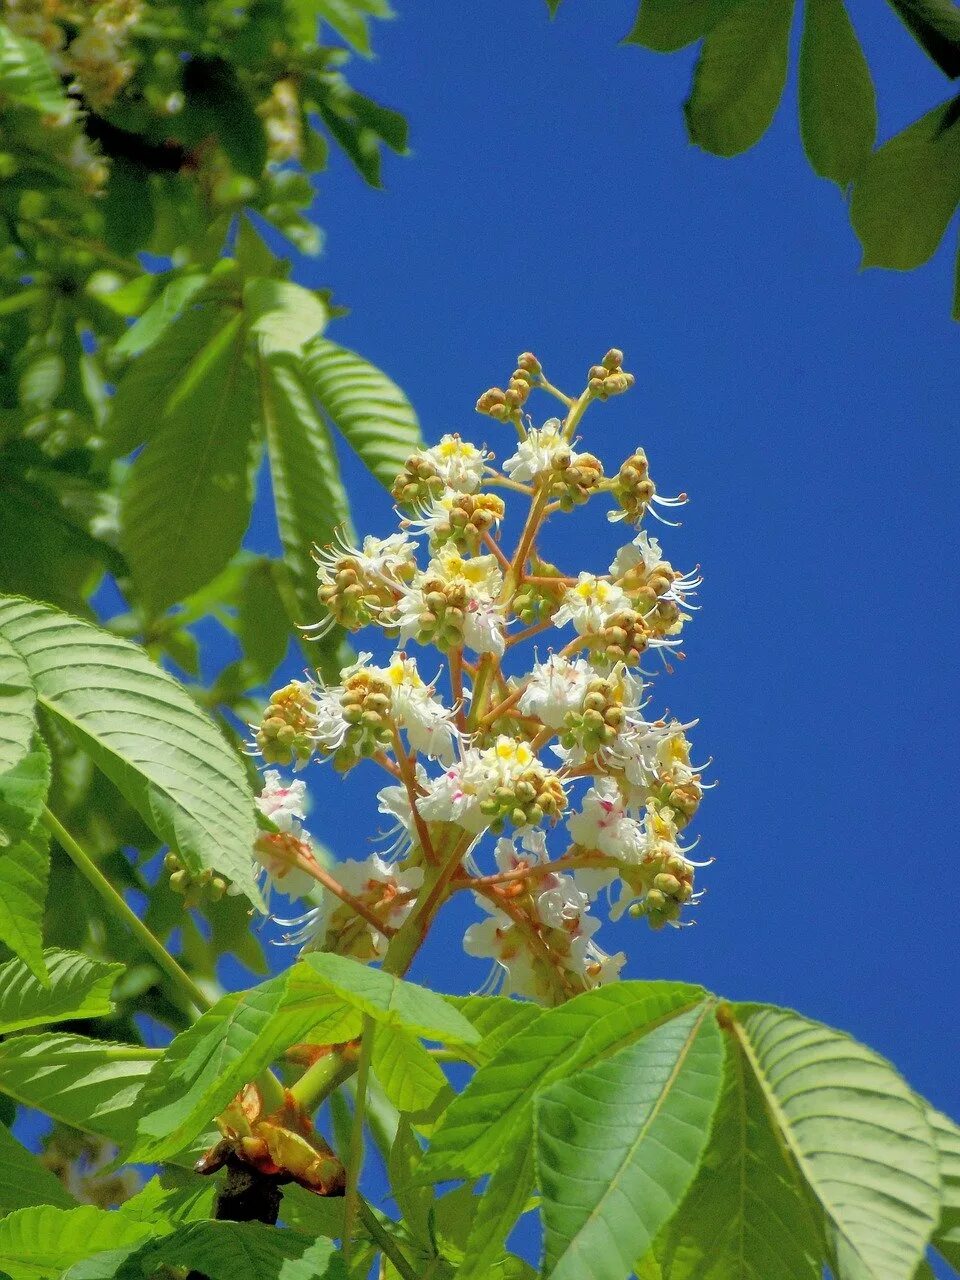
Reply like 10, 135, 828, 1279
536, 1002, 723, 1280
0, 596, 262, 904
0, 949, 120, 1033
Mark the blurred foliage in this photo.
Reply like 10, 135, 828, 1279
0, 0, 419, 1027
549, 0, 960, 318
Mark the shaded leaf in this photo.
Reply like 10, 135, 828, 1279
0, 831, 48, 980
851, 95, 960, 270
257, 350, 352, 662
112, 272, 208, 360
0, 949, 121, 1033
625, 0, 725, 51
303, 337, 421, 489
536, 1002, 723, 1280
422, 981, 705, 1182
799, 0, 877, 186
887, 0, 960, 77
685, 0, 795, 156
925, 1106, 960, 1270
0, 21, 69, 114
0, 735, 49, 841
0, 596, 262, 904
458, 1142, 534, 1280
0, 1121, 74, 1213
734, 1004, 941, 1280
450, 994, 541, 1063
120, 312, 259, 614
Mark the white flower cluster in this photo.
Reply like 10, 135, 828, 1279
251, 350, 709, 1004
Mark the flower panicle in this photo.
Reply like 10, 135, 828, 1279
249, 348, 712, 1004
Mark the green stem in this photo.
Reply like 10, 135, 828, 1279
41, 806, 211, 1014
359, 1199, 419, 1280
343, 1015, 375, 1266
288, 1045, 357, 1110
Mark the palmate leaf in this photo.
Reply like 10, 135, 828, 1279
850, 95, 960, 270
734, 1004, 941, 1280
536, 1001, 724, 1280
421, 981, 705, 1182
0, 1121, 74, 1214
0, 1206, 157, 1280
0, 949, 121, 1033
302, 338, 421, 489
119, 313, 260, 616
654, 1023, 822, 1280
798, 0, 877, 188
0, 739, 50, 978
65, 1220, 347, 1280
684, 0, 796, 157
0, 596, 262, 904
0, 1034, 158, 1143
372, 1027, 452, 1118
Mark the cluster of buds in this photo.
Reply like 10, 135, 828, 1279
255, 681, 318, 768
587, 348, 635, 400
475, 352, 542, 421
252, 348, 710, 1004
164, 852, 227, 908
62, 0, 143, 108
258, 78, 302, 163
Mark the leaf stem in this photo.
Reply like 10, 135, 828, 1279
288, 1044, 359, 1110
343, 1015, 375, 1266
40, 806, 212, 1014
358, 1200, 419, 1280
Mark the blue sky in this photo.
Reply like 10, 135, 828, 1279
251, 0, 960, 1124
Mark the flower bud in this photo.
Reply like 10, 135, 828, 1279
256, 681, 318, 768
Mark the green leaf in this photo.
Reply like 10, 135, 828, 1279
372, 1027, 452, 1119
258, 350, 353, 647
421, 981, 706, 1182
296, 952, 480, 1045
0, 831, 48, 980
850, 95, 960, 270
0, 596, 262, 904
925, 1106, 960, 1269
306, 0, 393, 52
129, 973, 356, 1163
734, 1004, 941, 1280
302, 337, 421, 489
105, 1220, 347, 1280
0, 1034, 156, 1142
0, 736, 49, 841
112, 272, 208, 360
536, 1001, 723, 1280
102, 159, 155, 258
0, 1121, 74, 1213
236, 559, 291, 682
886, 0, 960, 77
954, 227, 960, 321
655, 1022, 822, 1280
0, 22, 69, 114
120, 312, 259, 614
245, 278, 328, 355
182, 56, 268, 179
0, 949, 121, 1032
798, 0, 877, 187
0, 1205, 156, 1280
105, 302, 228, 455
624, 0, 726, 51
450, 995, 542, 1063
458, 1143, 534, 1280
0, 630, 36, 775
685, 0, 796, 156
546, 0, 563, 15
